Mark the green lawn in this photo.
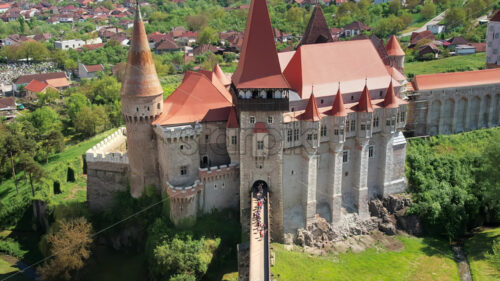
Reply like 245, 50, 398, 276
405, 53, 486, 77
0, 255, 30, 281
271, 236, 460, 281
465, 227, 500, 281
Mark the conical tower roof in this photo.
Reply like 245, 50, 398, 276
226, 106, 239, 128
385, 35, 405, 56
383, 80, 400, 108
300, 93, 321, 121
299, 4, 334, 46
231, 0, 289, 89
331, 87, 347, 117
357, 83, 374, 112
121, 2, 163, 98
213, 64, 231, 86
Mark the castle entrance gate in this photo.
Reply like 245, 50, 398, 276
251, 180, 269, 194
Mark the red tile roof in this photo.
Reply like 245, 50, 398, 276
331, 88, 347, 117
357, 84, 373, 112
213, 64, 231, 86
283, 40, 395, 98
299, 93, 321, 121
153, 71, 233, 125
253, 122, 269, 133
226, 107, 239, 128
14, 72, 67, 85
231, 0, 290, 89
25, 80, 48, 93
299, 4, 333, 46
82, 43, 105, 50
385, 35, 404, 56
85, 64, 104, 72
121, 5, 163, 98
0, 97, 15, 109
382, 81, 400, 108
412, 68, 500, 91
410, 30, 435, 45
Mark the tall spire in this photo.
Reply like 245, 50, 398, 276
120, 1, 163, 98
300, 93, 321, 121
358, 82, 374, 112
231, 0, 289, 89
331, 86, 347, 117
383, 80, 400, 108
299, 4, 333, 46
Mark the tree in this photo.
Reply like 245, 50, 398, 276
445, 7, 466, 29
21, 41, 49, 62
20, 154, 44, 197
38, 217, 93, 281
2, 131, 21, 194
41, 130, 64, 164
197, 26, 218, 45
17, 16, 26, 34
37, 88, 59, 106
186, 14, 208, 31
74, 105, 108, 137
66, 93, 90, 123
388, 0, 401, 15
200, 52, 221, 71
152, 235, 220, 280
421, 2, 436, 20
26, 107, 62, 133
286, 7, 304, 26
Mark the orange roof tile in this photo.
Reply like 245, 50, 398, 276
231, 0, 289, 89
299, 93, 321, 121
120, 4, 163, 98
385, 35, 404, 56
85, 64, 104, 72
25, 80, 48, 93
45, 77, 69, 88
283, 40, 396, 98
153, 71, 233, 126
412, 68, 500, 91
226, 107, 239, 128
357, 84, 373, 112
198, 69, 232, 102
331, 88, 347, 117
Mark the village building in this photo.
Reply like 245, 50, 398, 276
0, 97, 17, 120
78, 63, 105, 79
54, 39, 85, 50
24, 79, 58, 100
13, 72, 69, 93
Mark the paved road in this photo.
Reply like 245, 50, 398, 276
248, 190, 270, 281
399, 11, 447, 38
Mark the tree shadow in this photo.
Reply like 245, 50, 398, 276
464, 230, 500, 261
420, 236, 455, 259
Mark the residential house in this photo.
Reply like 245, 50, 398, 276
0, 97, 17, 120
175, 31, 197, 46
409, 30, 435, 47
0, 3, 12, 13
81, 43, 105, 50
456, 44, 476, 55
1, 34, 33, 46
342, 21, 370, 37
427, 24, 445, 34
447, 36, 469, 49
54, 39, 85, 50
78, 63, 104, 79
330, 27, 342, 40
193, 44, 222, 56
154, 38, 181, 54
33, 32, 51, 42
418, 43, 439, 58
13, 72, 69, 93
273, 28, 292, 43
24, 79, 57, 100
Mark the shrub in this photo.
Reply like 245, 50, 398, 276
0, 238, 27, 258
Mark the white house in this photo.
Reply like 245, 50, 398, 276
427, 24, 446, 34
54, 39, 85, 50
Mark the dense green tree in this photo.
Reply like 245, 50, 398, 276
36, 88, 59, 106
388, 0, 402, 15
186, 14, 208, 31
40, 130, 64, 164
197, 26, 218, 45
2, 131, 21, 193
26, 107, 62, 133
445, 7, 467, 29
152, 235, 220, 280
421, 2, 436, 20
66, 93, 90, 124
74, 105, 109, 137
20, 154, 45, 197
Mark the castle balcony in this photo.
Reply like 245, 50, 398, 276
198, 163, 239, 183
235, 97, 290, 111
164, 180, 204, 200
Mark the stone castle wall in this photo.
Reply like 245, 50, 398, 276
86, 128, 129, 211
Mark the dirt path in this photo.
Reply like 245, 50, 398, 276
451, 245, 473, 281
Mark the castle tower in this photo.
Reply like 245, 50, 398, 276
486, 10, 500, 68
353, 83, 373, 218
299, 93, 321, 225
121, 2, 163, 197
329, 87, 347, 224
232, 0, 290, 242
385, 35, 405, 72
299, 4, 334, 46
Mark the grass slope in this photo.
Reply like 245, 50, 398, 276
405, 53, 486, 77
272, 236, 460, 281
465, 227, 500, 281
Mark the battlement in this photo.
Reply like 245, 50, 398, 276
165, 180, 204, 199
154, 123, 203, 141
86, 127, 128, 164
199, 163, 239, 182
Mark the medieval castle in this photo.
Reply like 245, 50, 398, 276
86, 0, 500, 243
